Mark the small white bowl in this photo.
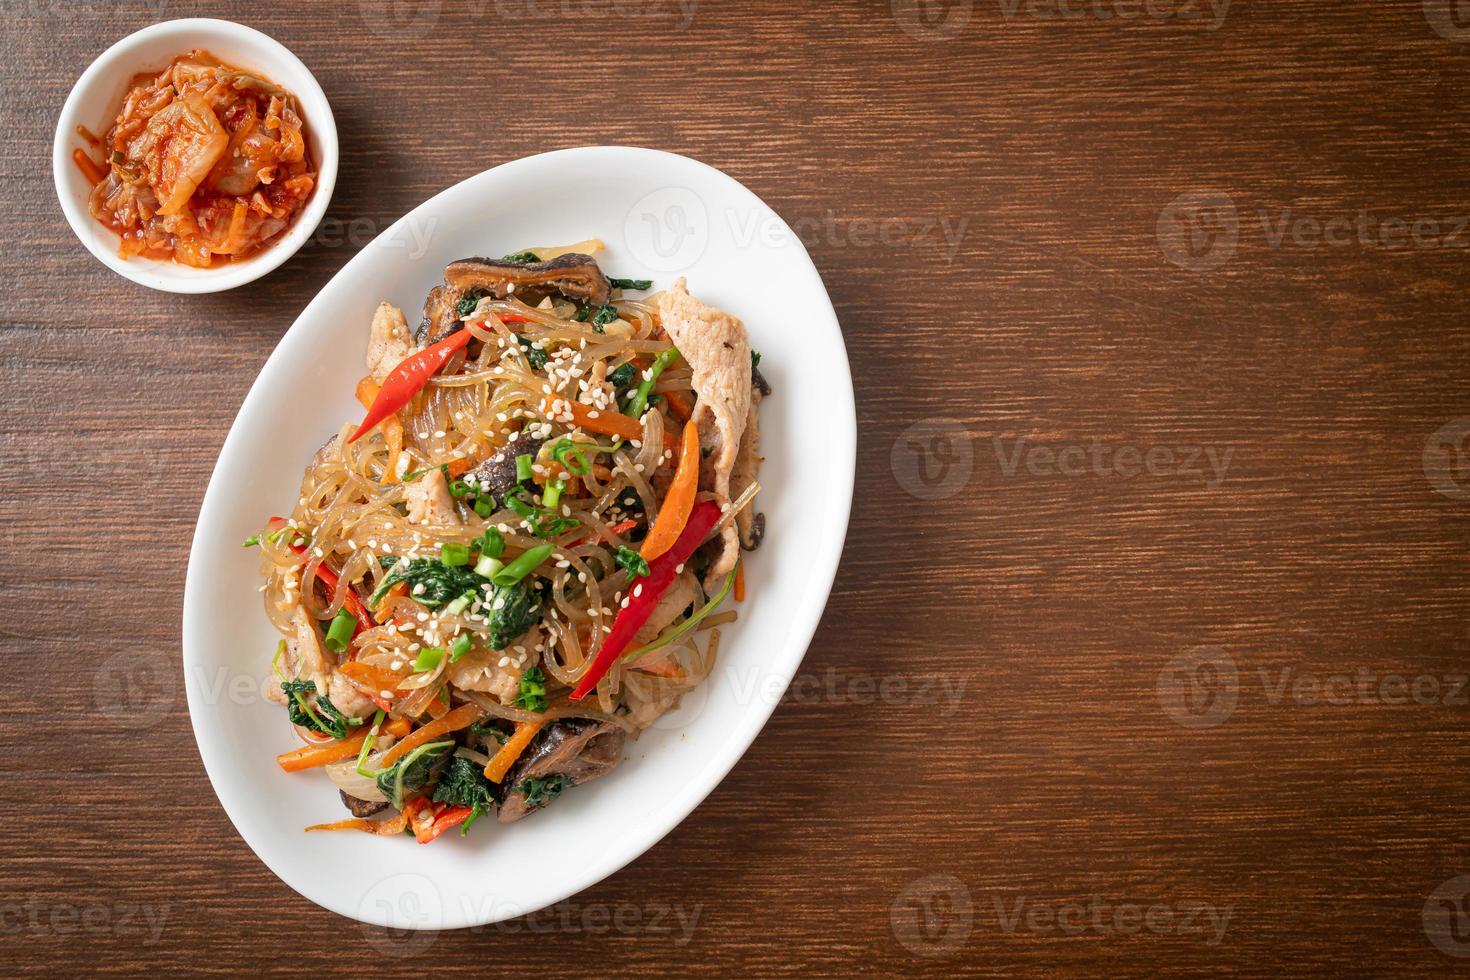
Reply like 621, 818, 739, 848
51, 18, 338, 294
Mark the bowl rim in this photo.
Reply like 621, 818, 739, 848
180, 145, 856, 927
50, 17, 338, 294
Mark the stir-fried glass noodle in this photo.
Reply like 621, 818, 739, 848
249, 243, 767, 841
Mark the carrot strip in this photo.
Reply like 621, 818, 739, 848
734, 560, 746, 602
665, 389, 695, 422
376, 703, 483, 769
306, 795, 420, 835
541, 395, 645, 442
356, 376, 405, 482
484, 720, 545, 783
641, 420, 700, 561
339, 661, 406, 694
424, 686, 451, 720
72, 148, 104, 184
277, 716, 411, 772
304, 817, 374, 833
446, 458, 473, 478
355, 375, 378, 409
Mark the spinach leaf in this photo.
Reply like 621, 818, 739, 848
517, 336, 548, 370
368, 555, 543, 650
502, 251, 541, 264
615, 547, 649, 580
470, 719, 511, 745
590, 304, 620, 330
433, 756, 501, 812
574, 303, 620, 333
376, 740, 454, 809
370, 557, 483, 608
607, 362, 638, 393
280, 678, 354, 739
518, 773, 574, 810
488, 581, 542, 649
608, 276, 652, 291
455, 292, 484, 317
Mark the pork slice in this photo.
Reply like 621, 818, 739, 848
729, 388, 764, 550
655, 279, 750, 588
632, 572, 697, 646
444, 627, 537, 703
404, 466, 460, 526
366, 302, 414, 382
267, 607, 376, 719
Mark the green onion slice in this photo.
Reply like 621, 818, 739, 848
491, 544, 554, 586
323, 609, 358, 653
449, 633, 473, 663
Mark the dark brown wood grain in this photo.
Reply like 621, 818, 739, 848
4, 0, 1470, 974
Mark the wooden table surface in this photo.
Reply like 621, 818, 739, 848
6, 0, 1470, 975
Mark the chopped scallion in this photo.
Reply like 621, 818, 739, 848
474, 555, 504, 578
625, 347, 681, 421
449, 633, 473, 662
444, 592, 474, 616
542, 479, 565, 512
515, 454, 533, 482
491, 544, 554, 586
441, 542, 471, 567
324, 609, 358, 653
414, 647, 445, 672
475, 527, 504, 558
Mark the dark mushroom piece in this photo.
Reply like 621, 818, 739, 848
497, 718, 626, 824
417, 253, 613, 345
466, 435, 544, 509
339, 790, 387, 818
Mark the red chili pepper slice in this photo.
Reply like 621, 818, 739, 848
570, 499, 723, 701
313, 562, 374, 633
348, 328, 473, 443
414, 803, 474, 843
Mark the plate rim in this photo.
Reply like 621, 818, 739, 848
181, 144, 856, 927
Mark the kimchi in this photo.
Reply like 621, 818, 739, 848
78, 51, 315, 267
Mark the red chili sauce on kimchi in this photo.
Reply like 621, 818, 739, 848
74, 51, 316, 267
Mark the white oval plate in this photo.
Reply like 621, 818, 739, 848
182, 146, 855, 928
